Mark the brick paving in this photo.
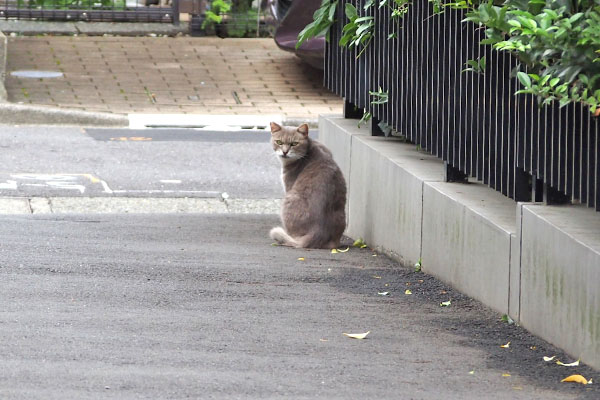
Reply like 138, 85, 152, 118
5, 36, 342, 120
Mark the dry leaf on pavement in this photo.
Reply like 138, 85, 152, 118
556, 359, 580, 367
343, 331, 370, 340
561, 374, 589, 385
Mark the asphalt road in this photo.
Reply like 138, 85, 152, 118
1, 214, 598, 399
0, 126, 288, 199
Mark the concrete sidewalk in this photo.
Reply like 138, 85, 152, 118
3, 35, 342, 123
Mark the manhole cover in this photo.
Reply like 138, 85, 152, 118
11, 70, 64, 78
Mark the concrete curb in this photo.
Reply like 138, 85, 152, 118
0, 21, 189, 36
0, 196, 281, 215
0, 31, 7, 101
0, 103, 128, 126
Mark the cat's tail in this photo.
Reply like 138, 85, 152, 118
269, 226, 301, 247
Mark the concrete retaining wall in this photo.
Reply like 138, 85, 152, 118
319, 115, 600, 370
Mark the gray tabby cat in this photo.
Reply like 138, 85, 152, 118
269, 122, 346, 249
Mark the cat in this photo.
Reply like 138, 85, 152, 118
269, 122, 346, 249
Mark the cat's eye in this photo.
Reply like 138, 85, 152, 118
275, 140, 283, 145
290, 142, 299, 146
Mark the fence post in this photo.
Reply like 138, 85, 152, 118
544, 184, 570, 205
370, 117, 385, 136
532, 177, 544, 202
514, 169, 531, 202
343, 98, 362, 119
444, 161, 468, 183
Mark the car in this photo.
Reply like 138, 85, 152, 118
268, 0, 325, 69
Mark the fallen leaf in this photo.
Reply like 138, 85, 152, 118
353, 238, 368, 248
440, 300, 451, 307
502, 373, 511, 377
406, 282, 411, 286
543, 356, 556, 362
468, 370, 475, 375
343, 331, 370, 340
337, 247, 350, 253
405, 289, 412, 295
561, 374, 589, 385
418, 279, 424, 283
372, 254, 378, 257
319, 338, 329, 342
377, 291, 390, 296
372, 275, 382, 279
501, 314, 515, 325
297, 257, 305, 261
530, 346, 537, 350
500, 341, 511, 348
331, 249, 338, 254
513, 386, 523, 390
556, 359, 580, 367
384, 283, 389, 287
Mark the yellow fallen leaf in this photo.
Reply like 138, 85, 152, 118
352, 238, 368, 248
468, 370, 475, 375
500, 341, 511, 348
372, 254, 378, 257
405, 289, 412, 295
543, 356, 556, 362
556, 359, 580, 367
331, 249, 338, 254
343, 331, 370, 340
561, 374, 589, 385
440, 300, 451, 307
297, 257, 305, 261
502, 373, 511, 377
337, 247, 350, 253
372, 275, 382, 279
513, 386, 523, 390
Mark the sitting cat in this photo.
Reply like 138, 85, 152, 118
269, 122, 346, 249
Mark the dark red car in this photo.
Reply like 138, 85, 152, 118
268, 0, 325, 69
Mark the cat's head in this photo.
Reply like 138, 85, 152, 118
270, 122, 310, 163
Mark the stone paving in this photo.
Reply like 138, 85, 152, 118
5, 36, 342, 120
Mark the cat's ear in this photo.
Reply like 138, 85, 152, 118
270, 122, 282, 134
297, 123, 309, 137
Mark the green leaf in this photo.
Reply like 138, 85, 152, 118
345, 3, 358, 20
517, 71, 532, 88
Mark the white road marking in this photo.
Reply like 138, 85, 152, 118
111, 189, 221, 195
0, 180, 17, 190
160, 180, 182, 184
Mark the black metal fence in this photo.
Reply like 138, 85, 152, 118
1, 0, 178, 22
325, 0, 600, 211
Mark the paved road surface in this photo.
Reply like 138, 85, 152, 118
1, 214, 598, 399
0, 126, 284, 199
